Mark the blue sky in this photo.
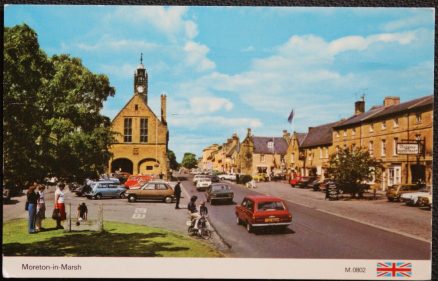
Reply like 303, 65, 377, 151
5, 6, 435, 161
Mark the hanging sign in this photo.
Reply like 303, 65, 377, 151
396, 143, 420, 155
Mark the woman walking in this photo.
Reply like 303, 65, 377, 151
26, 184, 40, 234
54, 183, 67, 229
35, 184, 46, 231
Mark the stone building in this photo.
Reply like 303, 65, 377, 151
332, 95, 433, 190
108, 58, 169, 179
284, 131, 307, 180
299, 121, 341, 179
201, 144, 219, 171
237, 128, 288, 176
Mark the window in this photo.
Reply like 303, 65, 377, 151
260, 154, 265, 163
146, 166, 153, 171
140, 118, 148, 143
416, 113, 422, 124
393, 118, 399, 128
135, 104, 138, 111
369, 141, 374, 156
381, 139, 386, 157
381, 121, 386, 130
124, 118, 132, 143
267, 141, 274, 149
369, 123, 374, 132
393, 138, 398, 156
352, 128, 356, 136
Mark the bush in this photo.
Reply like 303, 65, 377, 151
238, 175, 252, 185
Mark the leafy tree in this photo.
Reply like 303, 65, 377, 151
181, 153, 197, 169
167, 149, 179, 170
327, 147, 383, 198
4, 24, 115, 185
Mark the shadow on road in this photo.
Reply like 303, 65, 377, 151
3, 231, 190, 257
209, 201, 237, 206
253, 227, 296, 236
3, 199, 20, 205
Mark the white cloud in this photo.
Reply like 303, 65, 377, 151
170, 116, 262, 129
241, 46, 255, 52
382, 11, 434, 31
189, 97, 233, 114
183, 41, 216, 72
77, 37, 160, 52
99, 63, 138, 79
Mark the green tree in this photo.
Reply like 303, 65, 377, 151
167, 149, 179, 170
181, 153, 198, 169
327, 147, 383, 198
4, 24, 115, 185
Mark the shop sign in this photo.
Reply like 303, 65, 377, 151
396, 143, 420, 155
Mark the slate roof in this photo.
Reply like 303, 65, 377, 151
252, 137, 288, 154
301, 121, 341, 148
334, 95, 433, 129
296, 133, 307, 146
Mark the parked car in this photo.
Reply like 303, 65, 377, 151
124, 175, 153, 188
386, 184, 424, 202
125, 181, 174, 203
85, 181, 127, 200
289, 176, 302, 187
235, 195, 292, 233
218, 173, 237, 181
297, 176, 316, 188
206, 183, 234, 204
418, 194, 432, 210
400, 188, 431, 206
210, 175, 220, 183
253, 173, 268, 182
309, 179, 322, 191
193, 174, 207, 185
196, 178, 212, 191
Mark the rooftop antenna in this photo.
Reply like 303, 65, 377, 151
361, 93, 365, 102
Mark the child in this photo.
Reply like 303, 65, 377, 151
76, 202, 88, 226
200, 201, 208, 216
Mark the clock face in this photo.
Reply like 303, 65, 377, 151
137, 85, 144, 93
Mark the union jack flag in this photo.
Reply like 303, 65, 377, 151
377, 262, 412, 277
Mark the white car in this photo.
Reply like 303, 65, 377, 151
218, 173, 237, 181
400, 188, 430, 206
196, 178, 212, 191
193, 174, 207, 185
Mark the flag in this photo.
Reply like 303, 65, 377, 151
287, 109, 294, 123
377, 262, 412, 277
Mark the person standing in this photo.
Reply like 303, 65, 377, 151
174, 181, 182, 209
35, 184, 46, 231
54, 183, 67, 229
26, 184, 39, 234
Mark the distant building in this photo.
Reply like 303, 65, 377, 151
237, 128, 288, 176
333, 95, 433, 189
285, 131, 307, 180
108, 56, 169, 178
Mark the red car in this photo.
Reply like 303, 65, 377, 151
289, 176, 301, 187
235, 195, 292, 233
124, 175, 153, 188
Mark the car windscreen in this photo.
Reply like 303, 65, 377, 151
211, 185, 230, 191
257, 201, 285, 211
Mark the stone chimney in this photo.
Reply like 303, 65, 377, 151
247, 128, 252, 137
383, 96, 400, 107
160, 94, 167, 125
355, 100, 365, 115
283, 129, 290, 140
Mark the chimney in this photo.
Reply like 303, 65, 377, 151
283, 129, 290, 140
355, 100, 365, 115
247, 128, 252, 137
383, 96, 400, 107
160, 94, 167, 125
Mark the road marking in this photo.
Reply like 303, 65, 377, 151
132, 208, 147, 219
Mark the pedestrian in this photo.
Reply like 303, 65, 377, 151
76, 202, 88, 226
54, 183, 67, 229
26, 183, 40, 234
35, 184, 46, 231
159, 172, 164, 179
200, 201, 208, 216
174, 181, 182, 209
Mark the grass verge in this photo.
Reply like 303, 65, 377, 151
3, 219, 223, 257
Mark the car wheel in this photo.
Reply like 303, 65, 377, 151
164, 196, 173, 203
128, 195, 136, 202
188, 226, 194, 235
246, 222, 253, 233
119, 192, 125, 199
387, 197, 394, 202
201, 229, 211, 239
95, 194, 102, 200
236, 216, 242, 225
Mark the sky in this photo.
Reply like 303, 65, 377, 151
5, 6, 435, 161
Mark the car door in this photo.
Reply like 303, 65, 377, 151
107, 183, 119, 197
140, 183, 156, 199
98, 183, 109, 197
155, 183, 168, 199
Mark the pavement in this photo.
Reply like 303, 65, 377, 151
248, 181, 432, 242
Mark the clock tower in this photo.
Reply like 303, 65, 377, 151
134, 53, 148, 103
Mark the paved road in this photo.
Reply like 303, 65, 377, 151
179, 173, 430, 259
